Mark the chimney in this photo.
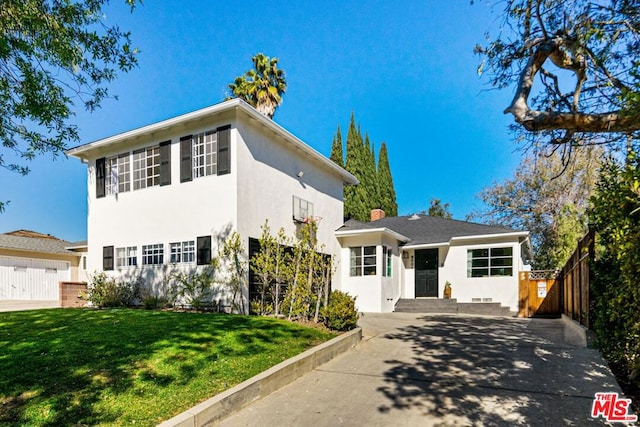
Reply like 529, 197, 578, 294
370, 209, 386, 222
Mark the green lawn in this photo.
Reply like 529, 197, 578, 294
0, 308, 335, 426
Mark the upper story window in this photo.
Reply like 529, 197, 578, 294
106, 153, 130, 195
467, 247, 513, 277
133, 146, 160, 190
193, 131, 217, 178
350, 246, 376, 276
96, 140, 170, 199
180, 125, 230, 183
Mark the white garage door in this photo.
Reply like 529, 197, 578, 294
0, 256, 70, 301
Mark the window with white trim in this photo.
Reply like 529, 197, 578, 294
133, 146, 160, 190
170, 241, 195, 263
106, 153, 130, 195
467, 247, 513, 277
193, 131, 217, 178
350, 246, 376, 276
142, 244, 164, 265
382, 247, 392, 277
116, 246, 137, 267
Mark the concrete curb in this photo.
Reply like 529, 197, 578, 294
562, 314, 595, 348
158, 327, 362, 427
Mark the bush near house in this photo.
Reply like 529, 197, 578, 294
320, 290, 359, 331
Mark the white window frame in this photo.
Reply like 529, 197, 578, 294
192, 131, 217, 178
467, 247, 513, 277
106, 153, 130, 195
142, 244, 164, 266
133, 146, 160, 190
350, 246, 376, 276
116, 246, 138, 267
170, 241, 195, 263
382, 246, 392, 277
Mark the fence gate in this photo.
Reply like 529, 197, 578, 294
518, 270, 561, 317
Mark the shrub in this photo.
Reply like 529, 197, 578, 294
320, 290, 358, 331
86, 272, 142, 307
170, 266, 218, 310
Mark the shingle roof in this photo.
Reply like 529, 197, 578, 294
338, 215, 524, 246
0, 233, 79, 256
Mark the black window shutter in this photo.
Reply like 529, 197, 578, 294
197, 236, 212, 265
159, 140, 171, 186
103, 246, 114, 271
180, 135, 192, 183
96, 157, 106, 198
217, 125, 231, 176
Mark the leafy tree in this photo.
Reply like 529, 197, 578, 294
250, 220, 291, 316
426, 198, 452, 219
377, 142, 398, 216
0, 0, 139, 212
226, 53, 286, 119
589, 152, 640, 398
329, 125, 344, 167
220, 231, 248, 313
468, 146, 602, 269
476, 0, 640, 157
362, 133, 380, 210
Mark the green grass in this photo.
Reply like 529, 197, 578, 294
0, 308, 335, 426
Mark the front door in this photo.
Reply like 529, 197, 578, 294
415, 249, 438, 297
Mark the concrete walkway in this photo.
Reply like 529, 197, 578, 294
218, 313, 629, 426
0, 300, 59, 312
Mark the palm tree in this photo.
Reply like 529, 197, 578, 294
227, 53, 287, 119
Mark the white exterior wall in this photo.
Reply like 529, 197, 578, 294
441, 239, 521, 311
86, 112, 238, 288
337, 233, 401, 313
235, 119, 344, 253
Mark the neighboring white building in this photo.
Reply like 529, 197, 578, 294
67, 99, 358, 308
335, 210, 532, 313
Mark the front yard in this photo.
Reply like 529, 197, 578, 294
0, 308, 335, 426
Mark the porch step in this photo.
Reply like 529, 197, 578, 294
394, 299, 514, 316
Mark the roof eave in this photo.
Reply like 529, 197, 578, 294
65, 99, 359, 186
449, 231, 530, 243
335, 227, 410, 243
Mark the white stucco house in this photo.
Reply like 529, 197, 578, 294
336, 210, 532, 313
66, 99, 358, 307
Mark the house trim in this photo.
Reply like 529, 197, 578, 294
66, 99, 359, 186
334, 227, 410, 243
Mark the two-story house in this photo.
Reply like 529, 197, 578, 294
67, 99, 358, 308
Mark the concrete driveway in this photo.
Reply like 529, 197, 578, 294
0, 300, 59, 312
219, 313, 629, 426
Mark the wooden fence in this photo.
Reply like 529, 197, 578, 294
557, 230, 595, 328
518, 270, 561, 318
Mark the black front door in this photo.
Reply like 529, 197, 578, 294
415, 249, 438, 297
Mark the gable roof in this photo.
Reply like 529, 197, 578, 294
65, 98, 358, 185
336, 215, 527, 247
0, 232, 79, 256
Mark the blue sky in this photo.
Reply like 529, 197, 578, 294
0, 1, 521, 242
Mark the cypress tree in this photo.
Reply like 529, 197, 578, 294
377, 142, 398, 216
329, 125, 344, 167
363, 133, 380, 210
344, 113, 369, 221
